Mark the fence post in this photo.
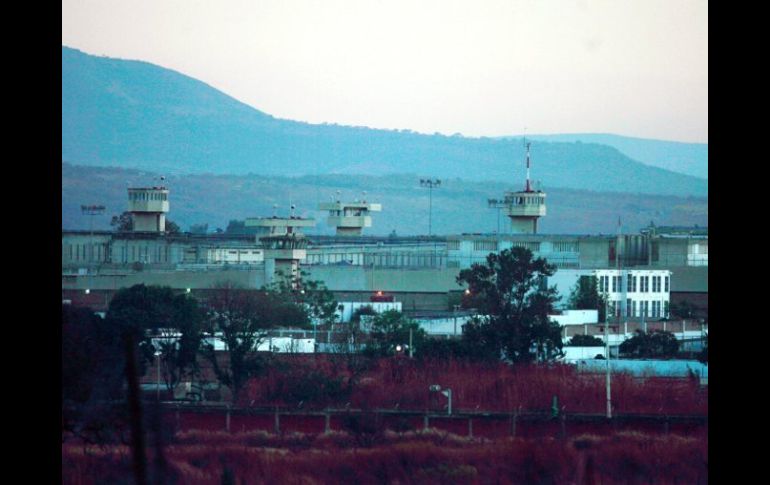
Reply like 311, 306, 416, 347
325, 412, 331, 434
274, 409, 280, 434
226, 406, 231, 433
560, 413, 567, 439
468, 418, 473, 438
511, 409, 518, 438
423, 414, 429, 431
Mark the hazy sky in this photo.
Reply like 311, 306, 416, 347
62, 0, 707, 143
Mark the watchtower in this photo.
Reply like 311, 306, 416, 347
127, 186, 170, 233
488, 141, 546, 234
245, 212, 315, 287
319, 192, 381, 235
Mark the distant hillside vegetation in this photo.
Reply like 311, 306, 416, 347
63, 163, 708, 237
519, 133, 707, 180
62, 46, 707, 198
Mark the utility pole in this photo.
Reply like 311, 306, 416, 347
605, 217, 622, 419
81, 204, 105, 263
81, 204, 105, 293
419, 178, 441, 236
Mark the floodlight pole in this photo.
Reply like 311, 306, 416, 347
154, 350, 162, 401
419, 179, 441, 236
81, 204, 106, 264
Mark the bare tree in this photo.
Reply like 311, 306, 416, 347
199, 282, 274, 402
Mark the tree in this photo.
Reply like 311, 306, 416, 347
62, 304, 127, 441
155, 294, 205, 392
189, 223, 209, 235
350, 305, 377, 323
367, 310, 426, 357
456, 247, 563, 363
566, 334, 605, 347
329, 320, 374, 395
165, 220, 181, 234
697, 333, 708, 364
619, 330, 679, 359
111, 212, 133, 232
200, 282, 285, 401
110, 211, 180, 234
298, 277, 341, 329
105, 284, 183, 373
224, 219, 247, 234
263, 270, 338, 329
567, 275, 607, 323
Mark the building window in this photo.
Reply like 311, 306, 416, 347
632, 300, 637, 317
626, 299, 633, 317
553, 242, 577, 252
664, 276, 669, 292
598, 275, 609, 293
473, 240, 498, 252
640, 276, 648, 292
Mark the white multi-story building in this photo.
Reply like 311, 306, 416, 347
547, 268, 671, 319
593, 269, 671, 319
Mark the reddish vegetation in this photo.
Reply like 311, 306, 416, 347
65, 358, 707, 483
241, 356, 708, 416
62, 429, 708, 484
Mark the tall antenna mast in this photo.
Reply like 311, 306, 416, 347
525, 140, 532, 192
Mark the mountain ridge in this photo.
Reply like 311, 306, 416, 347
511, 133, 707, 180
62, 46, 707, 197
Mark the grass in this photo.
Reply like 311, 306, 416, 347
63, 428, 708, 484
240, 356, 707, 415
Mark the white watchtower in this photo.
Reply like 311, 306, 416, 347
127, 186, 170, 233
488, 141, 546, 234
319, 192, 381, 236
245, 212, 316, 287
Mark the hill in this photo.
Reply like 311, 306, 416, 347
63, 163, 707, 236
519, 133, 707, 180
62, 46, 707, 197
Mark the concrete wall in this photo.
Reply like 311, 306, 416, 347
62, 233, 113, 266
551, 310, 599, 325
305, 266, 461, 293
578, 238, 611, 268
61, 268, 266, 291
562, 346, 606, 361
